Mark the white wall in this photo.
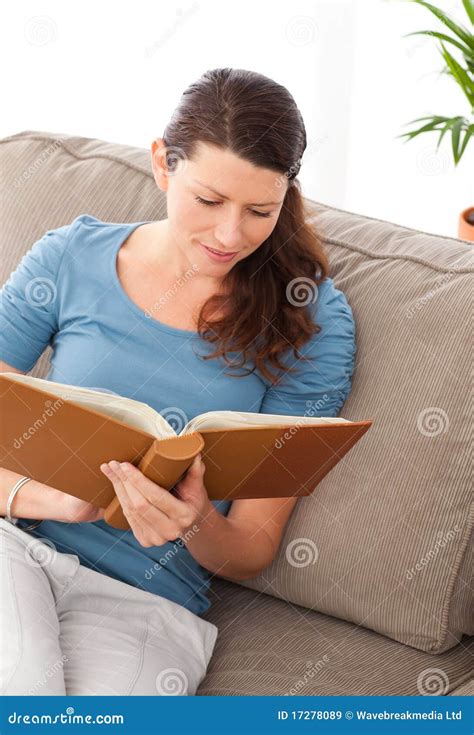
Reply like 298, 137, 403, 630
2, 0, 472, 237
342, 0, 474, 238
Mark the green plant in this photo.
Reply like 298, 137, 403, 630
398, 0, 474, 165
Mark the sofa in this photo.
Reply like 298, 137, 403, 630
1, 130, 472, 697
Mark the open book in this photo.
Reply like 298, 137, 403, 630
0, 373, 373, 530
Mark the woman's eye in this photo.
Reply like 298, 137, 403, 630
195, 196, 271, 218
195, 196, 218, 207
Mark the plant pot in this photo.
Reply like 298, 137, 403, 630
458, 206, 474, 242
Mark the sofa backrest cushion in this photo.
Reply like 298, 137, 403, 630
1, 130, 472, 654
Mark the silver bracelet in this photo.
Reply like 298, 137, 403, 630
5, 476, 42, 532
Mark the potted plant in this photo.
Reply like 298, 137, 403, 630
398, 0, 474, 240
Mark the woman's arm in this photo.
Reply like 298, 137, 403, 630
182, 501, 276, 582
183, 496, 299, 581
100, 454, 296, 582
0, 466, 106, 523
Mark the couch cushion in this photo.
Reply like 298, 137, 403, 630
448, 679, 474, 696
239, 202, 473, 654
1, 130, 472, 655
1, 130, 167, 381
198, 578, 474, 696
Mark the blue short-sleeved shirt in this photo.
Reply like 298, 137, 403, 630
0, 214, 356, 615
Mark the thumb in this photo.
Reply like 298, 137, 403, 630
177, 454, 205, 490
188, 453, 204, 475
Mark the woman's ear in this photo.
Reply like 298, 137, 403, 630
150, 138, 170, 192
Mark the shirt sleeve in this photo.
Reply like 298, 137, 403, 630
0, 223, 73, 372
258, 276, 357, 418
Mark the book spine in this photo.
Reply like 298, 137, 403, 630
103, 432, 205, 530
137, 433, 204, 485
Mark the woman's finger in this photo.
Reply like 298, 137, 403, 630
116, 462, 195, 525
100, 462, 182, 541
100, 462, 137, 516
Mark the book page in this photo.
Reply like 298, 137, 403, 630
182, 410, 350, 433
2, 373, 175, 439
3, 373, 350, 440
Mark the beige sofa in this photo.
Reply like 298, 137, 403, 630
1, 130, 472, 697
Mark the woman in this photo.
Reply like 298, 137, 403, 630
0, 68, 356, 696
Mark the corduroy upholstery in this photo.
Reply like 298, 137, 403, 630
1, 130, 472, 695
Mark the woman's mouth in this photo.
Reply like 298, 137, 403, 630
199, 242, 238, 263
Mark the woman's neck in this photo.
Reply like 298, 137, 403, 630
143, 219, 226, 292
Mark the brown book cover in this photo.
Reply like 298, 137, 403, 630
0, 373, 373, 530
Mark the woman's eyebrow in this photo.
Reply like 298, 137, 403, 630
193, 179, 282, 206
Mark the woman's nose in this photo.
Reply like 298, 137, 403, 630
214, 219, 245, 250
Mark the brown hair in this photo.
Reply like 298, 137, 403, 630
162, 67, 330, 385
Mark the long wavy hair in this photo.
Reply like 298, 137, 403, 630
162, 68, 330, 385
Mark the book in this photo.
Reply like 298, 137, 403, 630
0, 373, 373, 530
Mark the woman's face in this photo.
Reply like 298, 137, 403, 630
151, 139, 288, 275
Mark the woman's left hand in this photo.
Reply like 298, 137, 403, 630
100, 453, 212, 547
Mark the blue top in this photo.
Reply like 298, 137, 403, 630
0, 214, 356, 615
